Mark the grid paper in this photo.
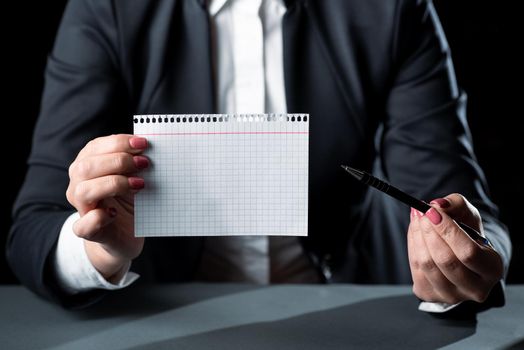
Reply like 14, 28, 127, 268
133, 114, 309, 237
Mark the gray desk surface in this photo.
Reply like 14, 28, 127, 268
0, 284, 522, 350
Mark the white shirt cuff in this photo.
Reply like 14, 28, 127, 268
53, 212, 139, 294
418, 301, 462, 313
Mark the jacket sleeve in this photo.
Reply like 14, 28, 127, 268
7, 0, 128, 306
382, 0, 511, 308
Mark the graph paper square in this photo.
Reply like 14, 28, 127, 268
133, 114, 309, 237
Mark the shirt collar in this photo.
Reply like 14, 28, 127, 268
208, 0, 229, 16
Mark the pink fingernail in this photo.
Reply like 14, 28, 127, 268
133, 156, 149, 169
130, 137, 148, 149
425, 208, 442, 225
107, 207, 117, 218
129, 177, 145, 189
430, 198, 450, 208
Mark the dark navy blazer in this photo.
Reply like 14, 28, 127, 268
8, 0, 510, 308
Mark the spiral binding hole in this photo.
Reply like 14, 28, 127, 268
134, 114, 309, 124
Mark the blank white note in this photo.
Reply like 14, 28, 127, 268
133, 114, 309, 237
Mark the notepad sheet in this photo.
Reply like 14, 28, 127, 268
134, 114, 309, 237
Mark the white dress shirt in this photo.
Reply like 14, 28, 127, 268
53, 0, 319, 294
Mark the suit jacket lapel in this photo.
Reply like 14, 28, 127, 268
283, 0, 374, 261
137, 0, 212, 275
144, 0, 215, 114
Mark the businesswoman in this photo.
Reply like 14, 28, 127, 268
8, 0, 510, 309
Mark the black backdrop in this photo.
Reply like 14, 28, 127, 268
1, 1, 522, 284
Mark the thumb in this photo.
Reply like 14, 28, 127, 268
430, 193, 482, 232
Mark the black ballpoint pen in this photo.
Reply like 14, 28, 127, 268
341, 165, 492, 247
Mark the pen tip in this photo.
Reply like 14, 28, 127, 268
341, 165, 365, 180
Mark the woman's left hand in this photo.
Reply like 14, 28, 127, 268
407, 193, 504, 304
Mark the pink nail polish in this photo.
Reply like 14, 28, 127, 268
133, 156, 149, 169
107, 207, 117, 218
129, 177, 145, 189
430, 198, 450, 208
130, 137, 148, 149
425, 208, 442, 225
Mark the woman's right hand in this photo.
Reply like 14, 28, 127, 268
66, 134, 149, 282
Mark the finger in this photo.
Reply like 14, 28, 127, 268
421, 206, 494, 277
72, 175, 144, 213
73, 207, 117, 242
407, 208, 423, 275
419, 212, 488, 302
70, 152, 149, 181
407, 209, 428, 278
409, 209, 463, 303
77, 134, 148, 160
408, 210, 440, 301
430, 194, 481, 231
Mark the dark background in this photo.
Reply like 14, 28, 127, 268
1, 1, 522, 284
